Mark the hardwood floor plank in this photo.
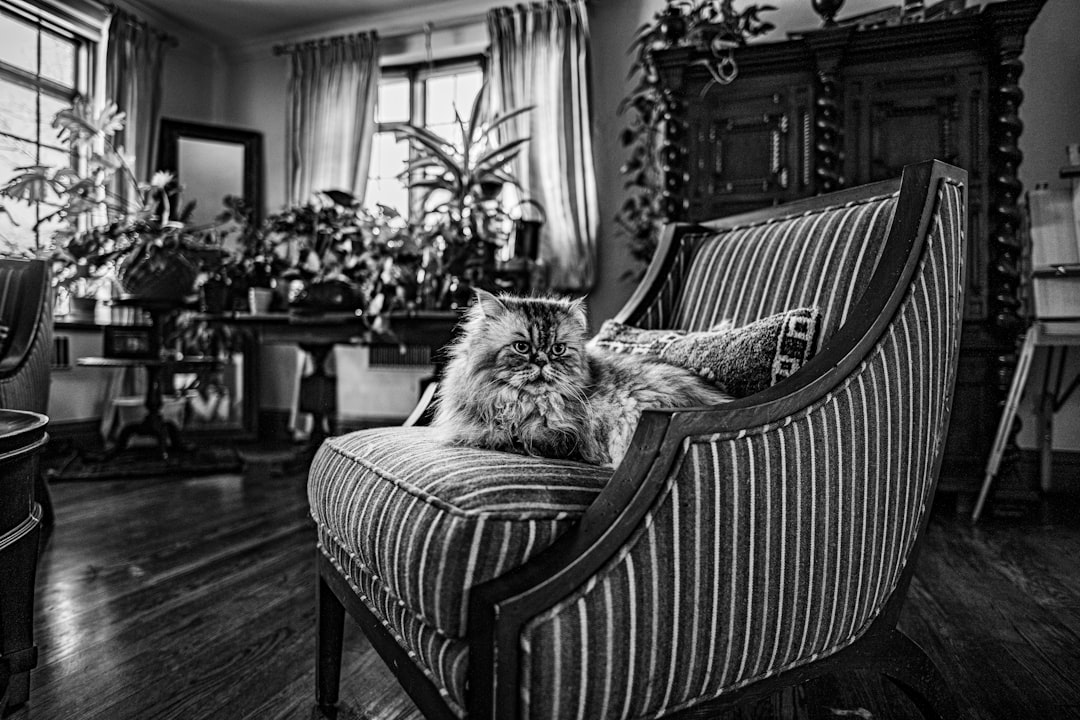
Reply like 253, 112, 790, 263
9, 472, 1080, 720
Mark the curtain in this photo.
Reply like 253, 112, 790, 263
101, 9, 168, 443
487, 0, 598, 291
105, 9, 167, 188
286, 33, 379, 205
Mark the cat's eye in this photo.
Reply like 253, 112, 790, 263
550, 342, 567, 356
511, 341, 530, 354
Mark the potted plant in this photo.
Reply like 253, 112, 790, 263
0, 98, 221, 304
618, 0, 775, 276
387, 87, 535, 308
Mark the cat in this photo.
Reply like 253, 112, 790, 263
432, 290, 732, 466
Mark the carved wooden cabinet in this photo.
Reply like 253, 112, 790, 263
654, 0, 1045, 494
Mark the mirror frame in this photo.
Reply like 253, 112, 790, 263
156, 118, 264, 222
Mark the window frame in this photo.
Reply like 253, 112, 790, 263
367, 54, 486, 218
0, 0, 97, 253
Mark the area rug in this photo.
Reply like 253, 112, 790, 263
44, 444, 243, 482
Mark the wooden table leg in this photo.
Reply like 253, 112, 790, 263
298, 342, 337, 448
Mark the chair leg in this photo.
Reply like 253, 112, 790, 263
876, 630, 963, 720
316, 572, 346, 710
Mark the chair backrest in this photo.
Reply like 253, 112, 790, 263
0, 258, 52, 414
633, 189, 899, 346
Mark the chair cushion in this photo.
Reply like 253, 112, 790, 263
307, 426, 612, 638
591, 307, 822, 398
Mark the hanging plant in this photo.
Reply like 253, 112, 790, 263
617, 0, 775, 277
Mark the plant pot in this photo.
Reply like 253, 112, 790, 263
291, 279, 358, 312
117, 248, 199, 302
200, 279, 230, 314
67, 297, 98, 321
248, 287, 274, 314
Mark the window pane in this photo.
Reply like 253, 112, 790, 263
39, 92, 69, 149
0, 11, 38, 76
375, 132, 407, 179
0, 78, 40, 143
425, 69, 483, 127
454, 70, 483, 115
40, 29, 76, 86
377, 77, 410, 123
0, 134, 40, 251
365, 177, 408, 214
425, 74, 458, 127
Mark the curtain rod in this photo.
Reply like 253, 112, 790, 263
106, 2, 179, 48
272, 13, 485, 56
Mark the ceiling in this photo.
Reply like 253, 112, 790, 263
127, 0, 453, 45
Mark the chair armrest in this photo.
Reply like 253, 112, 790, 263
0, 261, 48, 379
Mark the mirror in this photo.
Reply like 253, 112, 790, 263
156, 118, 263, 224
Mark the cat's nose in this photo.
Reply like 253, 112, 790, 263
533, 353, 548, 366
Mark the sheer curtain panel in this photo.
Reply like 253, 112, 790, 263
286, 33, 379, 205
487, 0, 598, 291
105, 8, 168, 189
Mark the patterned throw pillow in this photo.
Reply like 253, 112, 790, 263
591, 307, 822, 398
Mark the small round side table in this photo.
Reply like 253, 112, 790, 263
0, 409, 48, 713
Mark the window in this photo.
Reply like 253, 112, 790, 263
0, 2, 94, 254
364, 59, 484, 216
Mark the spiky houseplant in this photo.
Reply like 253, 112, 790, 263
386, 88, 534, 308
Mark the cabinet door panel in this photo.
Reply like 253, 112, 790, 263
684, 80, 812, 219
845, 68, 989, 320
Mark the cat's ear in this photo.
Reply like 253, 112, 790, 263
567, 295, 588, 327
473, 288, 507, 319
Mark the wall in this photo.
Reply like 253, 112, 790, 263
1011, 0, 1080, 459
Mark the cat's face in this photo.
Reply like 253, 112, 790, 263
465, 290, 589, 389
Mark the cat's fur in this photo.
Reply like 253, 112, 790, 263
432, 291, 731, 466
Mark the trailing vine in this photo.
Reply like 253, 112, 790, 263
617, 0, 775, 276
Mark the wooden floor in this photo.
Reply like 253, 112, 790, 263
7, 466, 1080, 720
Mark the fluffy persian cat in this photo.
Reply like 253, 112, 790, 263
433, 290, 731, 466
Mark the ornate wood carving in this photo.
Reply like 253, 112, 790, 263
660, 93, 690, 222
814, 69, 842, 194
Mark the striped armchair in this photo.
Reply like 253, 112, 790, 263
0, 259, 52, 416
308, 160, 967, 719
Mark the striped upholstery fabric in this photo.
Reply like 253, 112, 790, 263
318, 530, 469, 715
308, 426, 611, 638
639, 192, 898, 344
0, 261, 52, 414
519, 180, 964, 719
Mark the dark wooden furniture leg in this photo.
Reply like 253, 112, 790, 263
298, 343, 337, 447
316, 571, 345, 711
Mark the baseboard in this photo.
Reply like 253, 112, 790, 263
1015, 448, 1080, 497
255, 409, 406, 441
336, 415, 408, 434
45, 419, 100, 447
